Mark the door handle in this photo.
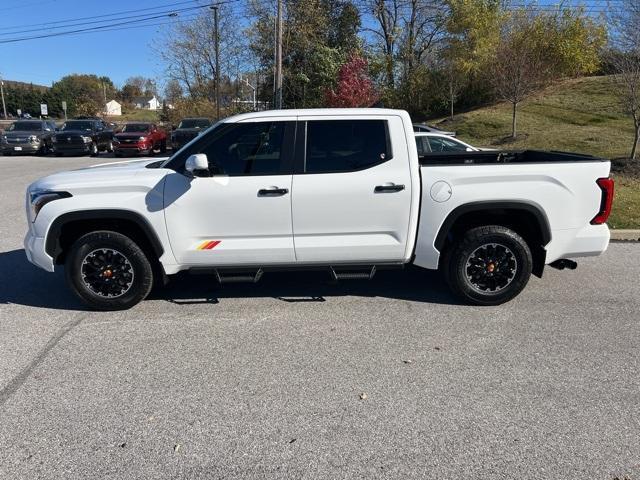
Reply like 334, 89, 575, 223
258, 186, 289, 196
374, 183, 405, 193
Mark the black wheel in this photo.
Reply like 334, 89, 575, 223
65, 231, 154, 310
89, 142, 99, 156
160, 140, 167, 153
106, 140, 114, 153
443, 225, 532, 306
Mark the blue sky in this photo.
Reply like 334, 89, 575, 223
0, 0, 197, 88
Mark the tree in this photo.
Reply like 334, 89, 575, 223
489, 11, 546, 139
49, 74, 107, 117
610, 0, 640, 159
325, 53, 378, 107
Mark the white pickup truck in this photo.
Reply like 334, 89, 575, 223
24, 109, 614, 310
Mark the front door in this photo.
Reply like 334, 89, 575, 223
163, 120, 296, 266
291, 116, 413, 263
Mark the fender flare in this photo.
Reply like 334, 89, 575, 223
434, 201, 552, 252
45, 209, 164, 260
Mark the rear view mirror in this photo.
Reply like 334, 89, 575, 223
185, 153, 209, 176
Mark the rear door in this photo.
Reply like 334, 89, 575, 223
291, 116, 413, 263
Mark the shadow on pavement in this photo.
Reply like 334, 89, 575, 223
0, 249, 83, 311
0, 249, 462, 310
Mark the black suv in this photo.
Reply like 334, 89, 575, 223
52, 119, 114, 157
1, 120, 57, 156
170, 117, 211, 150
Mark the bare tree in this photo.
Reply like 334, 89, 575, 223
489, 13, 545, 139
612, 52, 640, 159
610, 0, 640, 159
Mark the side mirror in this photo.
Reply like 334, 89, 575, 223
185, 153, 209, 176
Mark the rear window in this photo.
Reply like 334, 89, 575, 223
304, 120, 391, 173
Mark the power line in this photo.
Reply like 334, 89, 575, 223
0, 4, 213, 37
0, 0, 242, 44
0, 0, 202, 31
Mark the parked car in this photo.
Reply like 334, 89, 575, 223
1, 119, 57, 156
52, 119, 114, 157
113, 123, 167, 157
413, 123, 456, 136
171, 117, 211, 150
415, 132, 494, 155
25, 108, 613, 310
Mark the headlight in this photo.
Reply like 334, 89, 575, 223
29, 135, 39, 143
29, 190, 72, 222
81, 136, 92, 143
138, 136, 147, 141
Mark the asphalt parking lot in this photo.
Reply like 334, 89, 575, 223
0, 154, 639, 479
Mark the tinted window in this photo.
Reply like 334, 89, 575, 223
61, 121, 94, 132
427, 136, 468, 152
179, 119, 210, 129
305, 120, 390, 173
8, 121, 42, 131
199, 122, 287, 175
415, 136, 430, 156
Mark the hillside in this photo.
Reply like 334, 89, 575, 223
432, 76, 639, 229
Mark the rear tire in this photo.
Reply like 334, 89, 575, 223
443, 225, 532, 306
90, 142, 98, 157
65, 231, 154, 310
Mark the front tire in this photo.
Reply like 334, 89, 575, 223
65, 231, 154, 310
443, 225, 532, 306
89, 142, 98, 156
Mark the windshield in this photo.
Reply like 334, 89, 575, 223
122, 123, 150, 133
8, 121, 42, 132
61, 121, 93, 132
178, 119, 210, 129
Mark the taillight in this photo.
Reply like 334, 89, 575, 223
590, 177, 614, 225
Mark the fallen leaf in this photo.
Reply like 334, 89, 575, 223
359, 392, 368, 400
402, 359, 413, 364
174, 444, 181, 453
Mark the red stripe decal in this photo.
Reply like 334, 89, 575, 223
204, 240, 221, 250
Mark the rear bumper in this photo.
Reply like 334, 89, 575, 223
545, 224, 610, 262
24, 229, 55, 272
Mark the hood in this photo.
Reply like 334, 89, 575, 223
174, 128, 204, 134
5, 130, 43, 137
116, 132, 149, 138
55, 130, 94, 137
29, 158, 169, 193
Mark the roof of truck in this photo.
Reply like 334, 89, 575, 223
225, 108, 408, 122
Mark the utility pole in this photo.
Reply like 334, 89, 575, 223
275, 0, 283, 109
0, 79, 7, 119
213, 5, 221, 119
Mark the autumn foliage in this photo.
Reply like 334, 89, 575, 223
325, 53, 378, 108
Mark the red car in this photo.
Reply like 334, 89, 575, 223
113, 123, 167, 157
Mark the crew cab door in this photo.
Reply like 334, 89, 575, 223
163, 120, 296, 266
291, 116, 413, 263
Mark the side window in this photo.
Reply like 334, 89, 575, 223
428, 136, 467, 152
199, 122, 288, 175
305, 120, 391, 173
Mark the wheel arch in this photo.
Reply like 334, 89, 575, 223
45, 209, 164, 265
435, 201, 551, 277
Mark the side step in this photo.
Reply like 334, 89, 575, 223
215, 268, 264, 284
329, 265, 377, 281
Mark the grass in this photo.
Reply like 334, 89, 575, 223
431, 76, 640, 229
105, 109, 160, 123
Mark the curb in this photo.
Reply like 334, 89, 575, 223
610, 229, 640, 242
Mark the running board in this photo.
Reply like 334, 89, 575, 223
215, 268, 264, 284
329, 265, 377, 281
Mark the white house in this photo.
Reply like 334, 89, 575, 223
104, 99, 122, 116
132, 95, 161, 110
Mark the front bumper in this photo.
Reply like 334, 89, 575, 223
53, 144, 92, 155
2, 142, 40, 154
114, 144, 151, 155
24, 229, 55, 272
